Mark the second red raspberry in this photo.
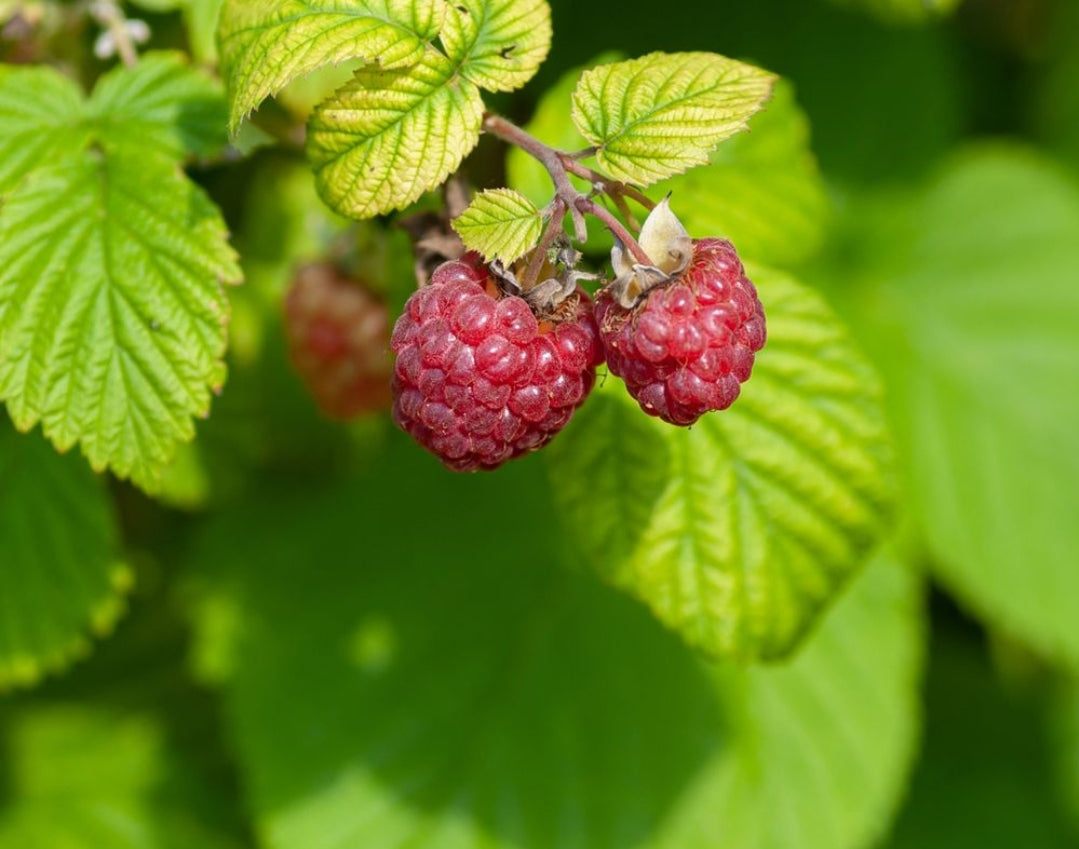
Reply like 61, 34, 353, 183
596, 239, 766, 426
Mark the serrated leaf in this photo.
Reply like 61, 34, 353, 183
571, 52, 776, 187
440, 0, 551, 92
88, 51, 229, 159
219, 0, 443, 130
0, 65, 88, 193
656, 79, 830, 267
0, 423, 131, 690
451, 188, 543, 262
0, 60, 241, 491
0, 152, 240, 491
821, 147, 1079, 667
548, 267, 894, 660
188, 448, 921, 849
308, 49, 483, 218
828, 0, 960, 24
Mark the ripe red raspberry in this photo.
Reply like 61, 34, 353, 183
596, 238, 766, 426
283, 262, 393, 419
390, 254, 602, 472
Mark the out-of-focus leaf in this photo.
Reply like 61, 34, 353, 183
882, 626, 1079, 849
827, 0, 960, 24
548, 267, 894, 660
818, 147, 1079, 666
0, 423, 130, 690
0, 587, 251, 848
187, 444, 921, 849
1053, 681, 1079, 830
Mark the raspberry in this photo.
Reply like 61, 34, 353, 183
283, 262, 393, 419
390, 254, 602, 472
597, 201, 765, 426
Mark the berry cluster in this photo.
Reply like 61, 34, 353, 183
390, 254, 602, 472
286, 205, 765, 471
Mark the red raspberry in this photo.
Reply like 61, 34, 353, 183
390, 255, 602, 472
283, 262, 393, 419
596, 239, 766, 426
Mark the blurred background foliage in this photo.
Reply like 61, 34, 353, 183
2, 0, 1079, 847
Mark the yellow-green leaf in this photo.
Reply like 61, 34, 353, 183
440, 0, 552, 92
656, 79, 830, 267
219, 0, 443, 130
308, 49, 483, 218
571, 52, 776, 186
547, 267, 895, 660
451, 188, 544, 263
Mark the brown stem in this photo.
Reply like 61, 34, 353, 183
482, 112, 654, 264
521, 199, 568, 289
560, 157, 655, 211
577, 199, 653, 265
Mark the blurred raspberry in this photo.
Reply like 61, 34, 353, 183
283, 262, 393, 419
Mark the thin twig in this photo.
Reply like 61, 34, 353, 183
482, 112, 655, 266
90, 0, 138, 67
521, 198, 568, 289
577, 198, 652, 265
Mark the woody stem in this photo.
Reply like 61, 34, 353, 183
481, 113, 654, 266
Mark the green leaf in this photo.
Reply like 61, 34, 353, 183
1036, 3, 1079, 176
184, 0, 226, 63
0, 600, 251, 849
571, 52, 776, 187
0, 60, 241, 491
219, 0, 443, 130
440, 0, 551, 92
883, 633, 1079, 849
0, 65, 88, 193
0, 707, 241, 848
451, 188, 544, 263
656, 79, 830, 267
189, 452, 921, 849
0, 423, 131, 690
819, 147, 1079, 667
548, 267, 894, 660
1054, 681, 1079, 832
87, 51, 229, 159
0, 152, 240, 491
308, 49, 483, 218
827, 0, 961, 24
